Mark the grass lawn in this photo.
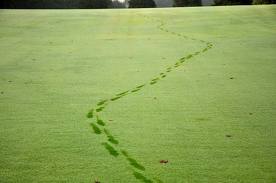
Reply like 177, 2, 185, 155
0, 5, 276, 183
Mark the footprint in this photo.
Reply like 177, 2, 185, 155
90, 123, 101, 134
174, 63, 180, 68
186, 54, 193, 59
102, 142, 119, 157
121, 150, 145, 171
136, 84, 146, 89
97, 99, 108, 106
202, 48, 208, 52
110, 96, 122, 101
104, 129, 119, 145
151, 77, 159, 82
160, 73, 166, 78
127, 157, 145, 171
133, 171, 153, 183
96, 116, 105, 126
116, 90, 129, 96
87, 109, 94, 118
96, 107, 104, 112
131, 88, 141, 93
180, 57, 186, 60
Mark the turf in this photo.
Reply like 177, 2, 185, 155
0, 5, 276, 183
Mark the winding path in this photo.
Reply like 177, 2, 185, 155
86, 15, 214, 183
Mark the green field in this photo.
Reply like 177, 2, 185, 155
0, 5, 276, 183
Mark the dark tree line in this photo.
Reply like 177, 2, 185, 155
214, 0, 251, 5
0, 0, 112, 9
0, 0, 274, 9
128, 0, 156, 8
0, 0, 157, 9
174, 0, 274, 5
252, 0, 275, 3
214, 0, 275, 4
173, 0, 201, 6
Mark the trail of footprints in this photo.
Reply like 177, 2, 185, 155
86, 15, 213, 183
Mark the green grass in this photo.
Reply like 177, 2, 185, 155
0, 5, 276, 183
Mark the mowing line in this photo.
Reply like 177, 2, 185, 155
86, 14, 214, 183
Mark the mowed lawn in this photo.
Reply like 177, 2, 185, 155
0, 5, 276, 183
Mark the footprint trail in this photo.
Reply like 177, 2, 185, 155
86, 15, 214, 182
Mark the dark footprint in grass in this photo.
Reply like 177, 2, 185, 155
194, 51, 200, 55
179, 60, 185, 63
131, 88, 141, 93
230, 77, 234, 80
151, 77, 159, 82
150, 78, 159, 85
121, 150, 145, 171
136, 84, 146, 89
133, 171, 153, 183
96, 116, 105, 126
180, 56, 186, 61
97, 99, 108, 106
102, 142, 119, 157
202, 48, 208, 52
249, 113, 253, 115
104, 129, 119, 145
186, 54, 193, 59
110, 96, 122, 101
174, 63, 181, 68
116, 90, 129, 96
87, 109, 94, 118
90, 123, 101, 134
127, 157, 145, 171
1, 91, 3, 95
96, 106, 104, 112
226, 134, 232, 138
160, 73, 166, 78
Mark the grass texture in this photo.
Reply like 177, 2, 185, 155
0, 5, 276, 183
